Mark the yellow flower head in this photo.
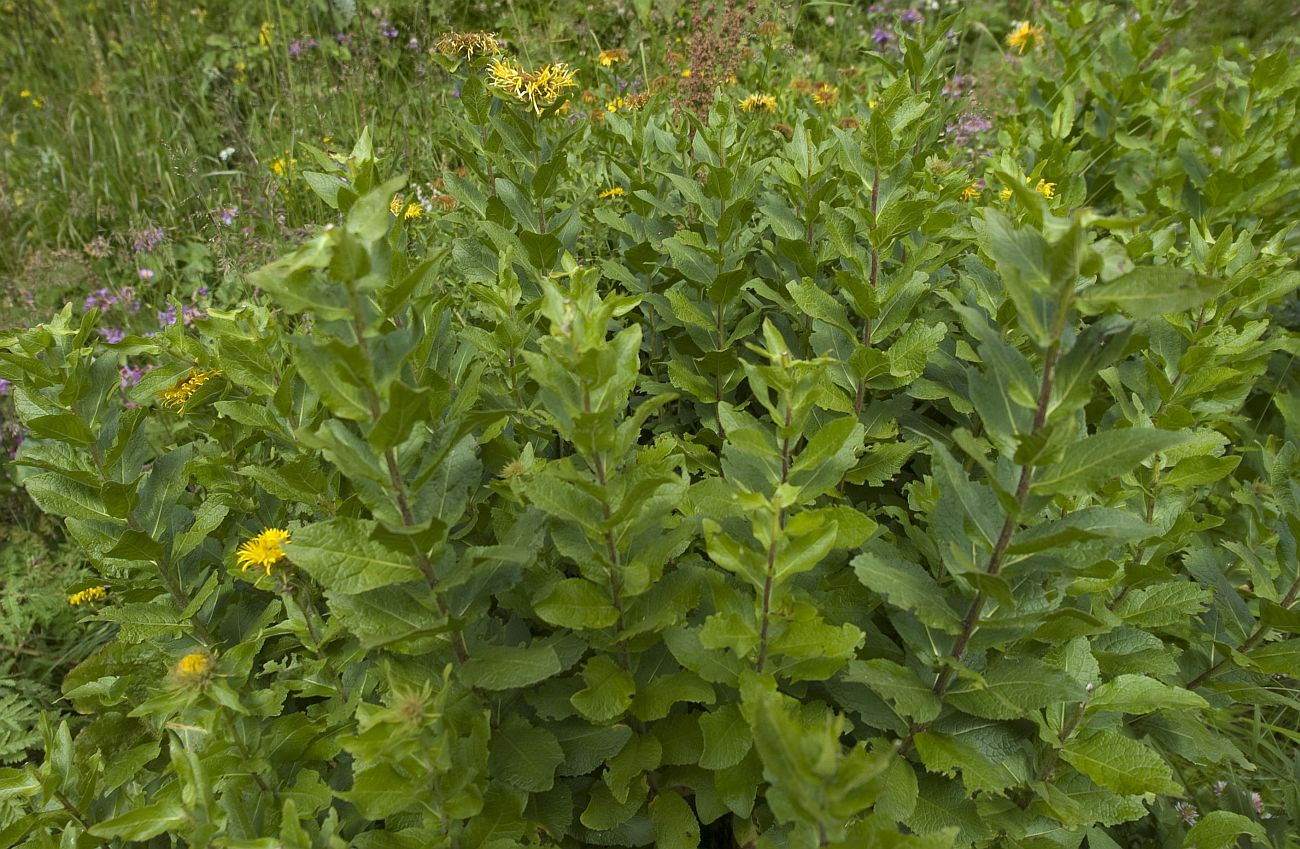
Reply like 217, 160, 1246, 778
270, 155, 296, 177
175, 651, 213, 684
20, 89, 30, 98
961, 182, 981, 201
486, 57, 578, 115
740, 93, 777, 113
1006, 21, 1045, 54
236, 527, 290, 574
598, 48, 629, 67
812, 83, 839, 107
390, 195, 404, 215
258, 20, 273, 48
598, 186, 625, 200
404, 202, 422, 220
69, 586, 107, 606
435, 31, 502, 61
681, 68, 692, 78
999, 187, 1013, 201
1035, 179, 1056, 198
158, 369, 221, 410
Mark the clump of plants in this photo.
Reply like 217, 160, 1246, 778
2, 4, 1299, 849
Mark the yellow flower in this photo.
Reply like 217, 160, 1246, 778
1006, 21, 1045, 54
999, 188, 1013, 201
31, 98, 43, 109
270, 155, 296, 177
1035, 179, 1056, 198
486, 57, 578, 115
740, 93, 777, 113
812, 83, 838, 107
175, 651, 213, 684
598, 48, 628, 67
435, 31, 502, 61
868, 99, 878, 109
258, 20, 273, 48
598, 186, 625, 199
158, 369, 221, 410
681, 68, 692, 78
19, 89, 30, 98
961, 183, 981, 201
390, 195, 404, 215
236, 527, 290, 574
404, 202, 422, 220
69, 586, 107, 606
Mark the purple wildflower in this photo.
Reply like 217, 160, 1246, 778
0, 379, 10, 395
219, 206, 239, 225
83, 288, 117, 313
195, 286, 210, 298
99, 327, 126, 344
942, 74, 970, 98
120, 364, 145, 389
132, 227, 165, 253
289, 39, 304, 57
307, 37, 318, 49
380, 20, 398, 39
1251, 791, 1264, 815
158, 305, 178, 327
1174, 802, 1199, 826
945, 112, 993, 146
407, 37, 420, 50
900, 9, 922, 24
336, 32, 352, 47
872, 27, 893, 47
138, 268, 155, 281
181, 305, 205, 327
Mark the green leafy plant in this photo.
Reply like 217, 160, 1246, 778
2, 4, 1299, 849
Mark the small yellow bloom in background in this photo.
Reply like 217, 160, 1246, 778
19, 89, 30, 98
868, 99, 878, 109
158, 369, 221, 410
812, 83, 839, 107
69, 586, 107, 606
236, 527, 290, 574
1006, 21, 1045, 54
270, 155, 296, 177
598, 186, 625, 200
681, 68, 692, 78
404, 202, 422, 220
390, 195, 404, 215
258, 20, 273, 48
740, 93, 777, 113
598, 48, 629, 67
174, 651, 213, 684
435, 31, 502, 61
999, 187, 1013, 201
724, 74, 737, 85
31, 98, 43, 109
1035, 179, 1056, 198
961, 183, 981, 201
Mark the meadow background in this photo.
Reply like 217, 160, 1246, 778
2, 0, 1300, 847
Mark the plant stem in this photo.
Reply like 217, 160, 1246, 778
1187, 576, 1300, 690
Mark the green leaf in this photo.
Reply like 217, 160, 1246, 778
571, 655, 635, 722
1182, 810, 1268, 849
89, 801, 187, 840
649, 790, 701, 849
285, 518, 423, 594
461, 643, 563, 691
1032, 429, 1190, 496
1115, 582, 1213, 628
489, 717, 564, 792
852, 545, 962, 634
535, 579, 620, 630
1060, 730, 1182, 795
946, 657, 1084, 720
698, 704, 752, 770
914, 731, 1020, 795
1087, 674, 1209, 715
844, 660, 941, 723
1078, 267, 1221, 318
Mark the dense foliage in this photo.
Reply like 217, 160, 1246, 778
2, 2, 1300, 848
